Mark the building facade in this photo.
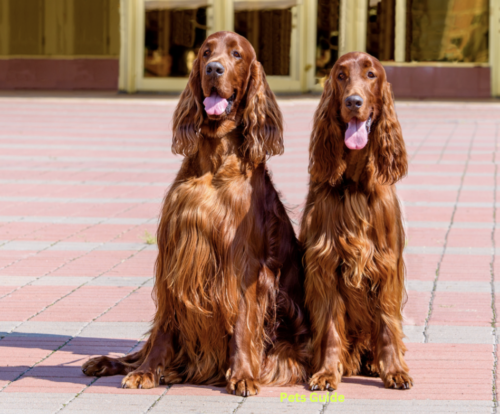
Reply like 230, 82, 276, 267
1, 0, 499, 98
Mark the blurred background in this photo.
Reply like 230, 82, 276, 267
0, 0, 498, 99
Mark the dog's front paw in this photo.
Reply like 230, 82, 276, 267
309, 369, 341, 391
122, 370, 156, 389
382, 370, 413, 390
226, 369, 260, 397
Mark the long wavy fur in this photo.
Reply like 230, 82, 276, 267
300, 54, 410, 387
81, 33, 309, 392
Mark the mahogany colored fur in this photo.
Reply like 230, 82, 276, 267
81, 32, 309, 396
299, 52, 413, 391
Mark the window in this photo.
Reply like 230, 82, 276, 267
315, 0, 340, 80
9, 0, 44, 55
366, 0, 395, 61
407, 0, 489, 63
74, 0, 109, 55
234, 8, 292, 76
144, 2, 208, 78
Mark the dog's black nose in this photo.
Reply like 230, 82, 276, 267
345, 95, 364, 109
206, 62, 225, 77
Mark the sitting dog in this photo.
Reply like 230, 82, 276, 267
82, 32, 309, 397
300, 52, 413, 390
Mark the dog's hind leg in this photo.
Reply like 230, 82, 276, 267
82, 333, 157, 378
82, 346, 147, 378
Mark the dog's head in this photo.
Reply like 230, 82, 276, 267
172, 31, 283, 164
309, 52, 407, 185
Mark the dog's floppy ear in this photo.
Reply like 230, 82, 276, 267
370, 82, 407, 184
308, 76, 346, 185
172, 57, 204, 156
241, 61, 284, 164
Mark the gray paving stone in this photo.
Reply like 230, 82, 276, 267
405, 246, 443, 255
0, 155, 180, 165
238, 398, 323, 414
452, 222, 495, 229
0, 143, 168, 153
93, 242, 149, 251
0, 179, 168, 188
0, 393, 74, 413
447, 247, 493, 255
0, 276, 36, 286
0, 321, 21, 336
322, 399, 491, 413
427, 325, 493, 344
0, 216, 153, 225
0, 241, 152, 252
0, 196, 161, 204
11, 321, 86, 337
0, 166, 178, 173
436, 281, 491, 293
406, 221, 450, 228
45, 242, 104, 251
0, 241, 54, 251
403, 171, 466, 176
399, 184, 495, 191
150, 396, 241, 414
61, 393, 157, 413
398, 185, 460, 191
406, 280, 433, 292
30, 276, 93, 286
87, 276, 151, 287
78, 322, 151, 339
403, 325, 424, 343
405, 201, 494, 207
159, 395, 243, 403
106, 218, 156, 225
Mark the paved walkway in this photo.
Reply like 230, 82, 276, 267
0, 96, 498, 413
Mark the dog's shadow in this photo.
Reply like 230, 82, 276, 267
0, 331, 387, 392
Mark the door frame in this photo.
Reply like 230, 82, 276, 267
118, 0, 317, 93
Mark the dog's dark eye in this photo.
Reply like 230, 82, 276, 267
367, 71, 376, 78
233, 51, 241, 58
338, 73, 346, 80
203, 50, 210, 57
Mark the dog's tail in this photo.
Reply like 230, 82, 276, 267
259, 291, 311, 386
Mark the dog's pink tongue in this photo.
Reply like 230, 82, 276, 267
345, 118, 368, 150
203, 92, 228, 116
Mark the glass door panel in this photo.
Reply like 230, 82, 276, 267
234, 8, 292, 76
315, 0, 340, 81
366, 0, 395, 61
144, 1, 209, 78
407, 0, 489, 62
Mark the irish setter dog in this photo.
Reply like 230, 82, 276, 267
299, 52, 412, 391
82, 32, 309, 396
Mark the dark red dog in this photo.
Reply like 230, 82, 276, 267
82, 32, 309, 397
300, 52, 412, 390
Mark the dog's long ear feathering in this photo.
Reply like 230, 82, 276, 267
308, 77, 346, 186
172, 57, 204, 156
242, 61, 284, 164
370, 82, 408, 184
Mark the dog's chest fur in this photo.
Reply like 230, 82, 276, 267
158, 135, 259, 343
323, 184, 404, 327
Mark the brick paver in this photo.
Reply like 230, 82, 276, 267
0, 96, 499, 413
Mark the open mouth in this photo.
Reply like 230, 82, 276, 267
203, 89, 236, 116
344, 112, 373, 150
